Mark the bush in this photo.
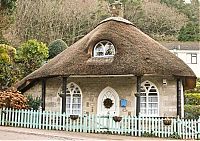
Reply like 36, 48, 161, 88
48, 39, 68, 59
0, 44, 18, 90
15, 39, 48, 78
27, 95, 41, 110
0, 89, 28, 109
169, 132, 181, 139
184, 105, 200, 119
184, 93, 200, 105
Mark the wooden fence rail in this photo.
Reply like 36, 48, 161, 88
0, 108, 199, 140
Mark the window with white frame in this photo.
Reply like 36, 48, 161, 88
93, 41, 115, 57
140, 81, 159, 116
61, 82, 82, 115
186, 53, 197, 64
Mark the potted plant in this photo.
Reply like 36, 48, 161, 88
163, 117, 172, 125
103, 98, 113, 108
113, 116, 122, 122
70, 115, 79, 120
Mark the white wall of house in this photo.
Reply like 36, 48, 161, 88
170, 49, 200, 78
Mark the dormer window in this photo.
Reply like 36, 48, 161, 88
94, 41, 115, 57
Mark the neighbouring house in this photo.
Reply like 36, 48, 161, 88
14, 17, 196, 118
161, 42, 200, 78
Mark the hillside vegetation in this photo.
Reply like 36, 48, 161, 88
0, 0, 199, 90
1, 0, 199, 47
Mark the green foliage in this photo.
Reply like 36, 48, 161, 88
184, 79, 200, 119
184, 105, 200, 119
0, 44, 18, 90
48, 39, 68, 59
178, 22, 200, 41
160, 0, 199, 41
160, 0, 199, 22
141, 131, 156, 137
0, 44, 16, 63
15, 39, 48, 78
169, 132, 181, 139
0, 0, 17, 14
26, 95, 41, 110
185, 93, 200, 105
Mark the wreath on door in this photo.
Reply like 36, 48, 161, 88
103, 98, 113, 108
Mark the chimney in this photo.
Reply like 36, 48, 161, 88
109, 0, 124, 17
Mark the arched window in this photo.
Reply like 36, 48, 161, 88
93, 41, 115, 57
59, 82, 82, 115
140, 81, 159, 116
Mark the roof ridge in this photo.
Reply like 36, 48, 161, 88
98, 17, 134, 26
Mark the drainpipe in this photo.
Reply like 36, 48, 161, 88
135, 75, 142, 117
177, 78, 182, 117
41, 78, 46, 111
62, 77, 67, 114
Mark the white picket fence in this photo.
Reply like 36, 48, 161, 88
0, 108, 199, 140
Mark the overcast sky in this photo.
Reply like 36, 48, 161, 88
184, 0, 191, 3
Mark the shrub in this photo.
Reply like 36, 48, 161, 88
0, 89, 28, 109
48, 39, 68, 59
0, 44, 18, 90
15, 39, 48, 78
184, 93, 200, 105
184, 105, 200, 119
141, 131, 156, 137
27, 95, 41, 110
169, 132, 181, 139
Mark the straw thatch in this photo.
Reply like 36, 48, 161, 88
15, 17, 196, 90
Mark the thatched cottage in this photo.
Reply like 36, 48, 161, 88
15, 17, 196, 118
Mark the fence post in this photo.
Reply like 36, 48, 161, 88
177, 116, 181, 139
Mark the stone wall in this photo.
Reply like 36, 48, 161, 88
24, 76, 178, 117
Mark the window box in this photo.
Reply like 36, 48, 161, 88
163, 117, 172, 125
70, 115, 79, 120
113, 116, 122, 122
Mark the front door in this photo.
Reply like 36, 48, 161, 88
97, 87, 119, 116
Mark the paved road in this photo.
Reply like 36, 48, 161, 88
0, 126, 169, 140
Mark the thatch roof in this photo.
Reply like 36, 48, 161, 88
15, 17, 196, 90
161, 42, 200, 50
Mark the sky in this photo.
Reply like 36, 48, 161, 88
184, 0, 191, 3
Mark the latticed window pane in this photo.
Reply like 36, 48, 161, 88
140, 109, 146, 114
140, 103, 146, 108
140, 81, 159, 116
141, 97, 146, 102
60, 82, 82, 115
94, 41, 115, 57
105, 42, 115, 55
148, 97, 158, 102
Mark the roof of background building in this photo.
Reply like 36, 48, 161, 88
161, 42, 200, 50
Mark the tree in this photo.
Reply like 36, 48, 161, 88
4, 0, 109, 46
0, 0, 17, 44
0, 44, 18, 90
48, 39, 68, 59
120, 0, 188, 40
178, 22, 200, 41
160, 0, 200, 41
15, 39, 48, 78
